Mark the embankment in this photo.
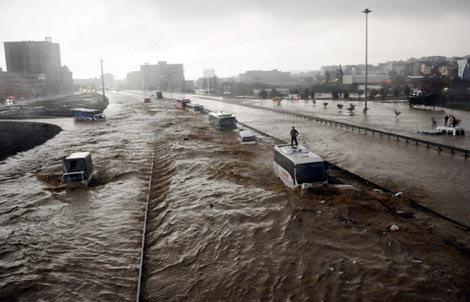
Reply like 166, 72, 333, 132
0, 93, 108, 119
0, 121, 61, 161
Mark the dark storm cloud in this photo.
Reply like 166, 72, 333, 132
137, 0, 470, 19
0, 0, 468, 79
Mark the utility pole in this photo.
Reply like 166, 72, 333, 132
100, 59, 106, 101
362, 8, 371, 113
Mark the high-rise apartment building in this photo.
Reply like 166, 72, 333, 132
4, 37, 61, 75
3, 37, 73, 94
141, 61, 184, 91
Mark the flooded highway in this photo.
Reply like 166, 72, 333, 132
1, 91, 469, 301
152, 92, 470, 227
0, 93, 155, 300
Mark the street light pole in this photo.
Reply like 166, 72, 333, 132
100, 59, 106, 102
362, 8, 371, 113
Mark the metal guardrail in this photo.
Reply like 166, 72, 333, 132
219, 100, 470, 158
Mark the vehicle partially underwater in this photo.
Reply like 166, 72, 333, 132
239, 130, 257, 144
61, 152, 94, 187
176, 98, 191, 109
71, 108, 105, 121
273, 144, 328, 189
208, 111, 237, 130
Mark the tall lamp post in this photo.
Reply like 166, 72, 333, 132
362, 8, 371, 113
100, 59, 106, 102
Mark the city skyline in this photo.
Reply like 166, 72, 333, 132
0, 0, 469, 80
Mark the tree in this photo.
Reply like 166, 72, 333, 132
336, 65, 344, 85
357, 89, 364, 98
370, 88, 378, 98
404, 86, 411, 96
212, 76, 218, 94
332, 90, 339, 99
379, 87, 386, 99
269, 88, 280, 98
259, 89, 268, 99
303, 88, 310, 99
310, 89, 316, 99
202, 78, 208, 92
325, 71, 331, 84
208, 77, 213, 92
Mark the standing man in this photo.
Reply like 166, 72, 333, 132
290, 126, 299, 147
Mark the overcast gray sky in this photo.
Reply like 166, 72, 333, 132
0, 0, 469, 80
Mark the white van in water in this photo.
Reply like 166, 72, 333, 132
61, 152, 94, 186
239, 130, 256, 144
273, 144, 327, 189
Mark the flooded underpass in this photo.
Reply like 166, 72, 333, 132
1, 92, 469, 301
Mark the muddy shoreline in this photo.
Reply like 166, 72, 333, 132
0, 121, 62, 161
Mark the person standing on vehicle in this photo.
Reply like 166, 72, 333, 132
290, 126, 299, 147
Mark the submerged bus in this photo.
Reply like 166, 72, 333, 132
186, 103, 205, 113
176, 98, 191, 109
273, 144, 327, 189
208, 111, 237, 130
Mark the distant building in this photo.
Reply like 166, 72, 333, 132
74, 77, 100, 92
342, 74, 390, 85
4, 37, 61, 75
253, 88, 289, 97
420, 64, 432, 76
320, 65, 339, 76
3, 37, 73, 94
222, 82, 232, 95
239, 69, 292, 85
0, 70, 46, 98
457, 59, 470, 81
203, 68, 215, 78
141, 61, 185, 91
184, 80, 195, 91
126, 71, 142, 89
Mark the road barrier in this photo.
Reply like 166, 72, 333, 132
218, 99, 470, 159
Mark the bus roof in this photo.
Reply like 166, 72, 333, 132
274, 144, 324, 165
66, 152, 91, 160
71, 108, 102, 113
239, 130, 255, 138
209, 111, 234, 118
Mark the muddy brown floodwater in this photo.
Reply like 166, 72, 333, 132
141, 98, 470, 301
1, 92, 469, 302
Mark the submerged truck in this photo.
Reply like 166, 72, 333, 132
61, 152, 94, 186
